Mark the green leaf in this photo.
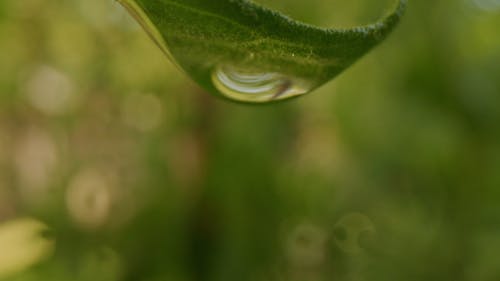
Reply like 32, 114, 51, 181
118, 0, 407, 103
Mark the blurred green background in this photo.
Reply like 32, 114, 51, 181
1, 0, 500, 280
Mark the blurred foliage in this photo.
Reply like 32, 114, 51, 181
0, 0, 499, 281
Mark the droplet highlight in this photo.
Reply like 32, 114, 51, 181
212, 66, 311, 103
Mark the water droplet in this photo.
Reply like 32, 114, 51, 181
212, 66, 311, 103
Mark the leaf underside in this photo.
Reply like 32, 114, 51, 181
118, 0, 407, 103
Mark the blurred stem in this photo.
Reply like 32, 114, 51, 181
187, 89, 218, 281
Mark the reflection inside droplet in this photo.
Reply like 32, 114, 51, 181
212, 66, 311, 103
